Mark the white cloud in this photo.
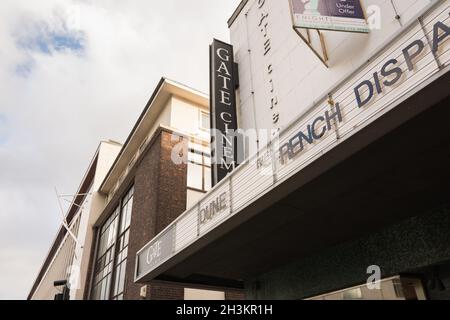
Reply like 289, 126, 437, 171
0, 0, 240, 299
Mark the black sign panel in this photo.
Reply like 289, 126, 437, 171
210, 39, 239, 186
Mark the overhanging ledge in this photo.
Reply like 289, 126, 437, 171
135, 2, 450, 286
135, 67, 450, 285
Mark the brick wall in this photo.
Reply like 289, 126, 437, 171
148, 284, 184, 300
124, 128, 188, 300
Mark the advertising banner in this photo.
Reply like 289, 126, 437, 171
290, 0, 370, 33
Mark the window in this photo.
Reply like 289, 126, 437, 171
393, 279, 405, 299
308, 276, 426, 300
187, 143, 211, 192
112, 186, 133, 300
91, 207, 119, 300
91, 186, 134, 300
200, 111, 210, 130
187, 162, 204, 190
342, 288, 362, 300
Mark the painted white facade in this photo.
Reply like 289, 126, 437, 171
72, 141, 122, 300
30, 78, 213, 299
135, 0, 450, 282
30, 141, 122, 300
164, 95, 212, 206
31, 210, 81, 300
170, 96, 210, 143
103, 80, 211, 209
230, 0, 437, 152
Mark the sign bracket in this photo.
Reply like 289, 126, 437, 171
293, 27, 329, 68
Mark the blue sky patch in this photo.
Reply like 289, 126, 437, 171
17, 25, 85, 55
51, 33, 84, 52
14, 21, 86, 77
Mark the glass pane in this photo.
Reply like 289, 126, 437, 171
92, 207, 119, 300
201, 112, 209, 128
91, 187, 133, 300
105, 275, 111, 299
188, 152, 203, 164
106, 223, 116, 250
100, 279, 107, 300
120, 206, 127, 233
187, 163, 203, 190
204, 167, 212, 191
123, 230, 129, 248
120, 192, 133, 232
92, 286, 99, 300
125, 200, 132, 229
118, 263, 126, 293
189, 142, 204, 154
343, 288, 362, 300
113, 265, 121, 296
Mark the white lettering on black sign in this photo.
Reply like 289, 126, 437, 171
210, 39, 239, 186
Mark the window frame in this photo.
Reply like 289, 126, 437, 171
90, 207, 119, 300
187, 145, 211, 193
90, 185, 134, 300
110, 186, 133, 300
199, 111, 210, 132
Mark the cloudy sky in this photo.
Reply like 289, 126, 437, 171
0, 0, 240, 300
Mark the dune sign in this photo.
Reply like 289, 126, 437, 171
290, 0, 369, 33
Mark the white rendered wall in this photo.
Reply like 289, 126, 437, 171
170, 96, 210, 142
31, 215, 81, 300
230, 0, 435, 150
186, 189, 207, 209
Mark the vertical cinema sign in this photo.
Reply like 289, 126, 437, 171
210, 39, 239, 186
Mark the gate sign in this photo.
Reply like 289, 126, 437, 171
136, 228, 174, 279
290, 0, 370, 33
210, 39, 239, 186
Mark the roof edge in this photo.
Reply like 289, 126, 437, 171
228, 0, 249, 28
28, 142, 103, 299
99, 77, 209, 193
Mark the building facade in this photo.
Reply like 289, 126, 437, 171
30, 0, 450, 301
86, 78, 243, 300
28, 140, 122, 300
135, 0, 450, 300
29, 78, 244, 300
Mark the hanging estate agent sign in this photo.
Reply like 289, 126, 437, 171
210, 39, 239, 186
290, 0, 370, 33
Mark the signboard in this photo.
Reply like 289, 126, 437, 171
210, 39, 239, 186
199, 191, 229, 234
136, 228, 174, 279
280, 15, 450, 166
135, 1, 450, 283
290, 0, 369, 33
